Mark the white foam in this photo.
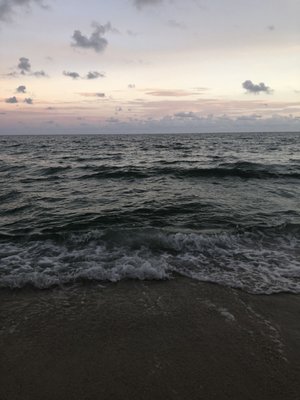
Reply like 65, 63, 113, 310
0, 230, 300, 293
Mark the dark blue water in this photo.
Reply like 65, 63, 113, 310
1, 132, 300, 293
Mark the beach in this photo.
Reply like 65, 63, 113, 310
1, 278, 299, 400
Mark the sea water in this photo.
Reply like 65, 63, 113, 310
0, 132, 299, 293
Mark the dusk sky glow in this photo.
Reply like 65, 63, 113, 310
0, 0, 300, 134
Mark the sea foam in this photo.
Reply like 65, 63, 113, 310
0, 229, 299, 294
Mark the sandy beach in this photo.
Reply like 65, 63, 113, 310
1, 278, 299, 400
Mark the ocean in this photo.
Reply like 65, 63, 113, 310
1, 132, 300, 294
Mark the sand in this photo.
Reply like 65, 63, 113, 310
1, 278, 300, 400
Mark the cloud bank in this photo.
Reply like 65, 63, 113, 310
174, 111, 198, 119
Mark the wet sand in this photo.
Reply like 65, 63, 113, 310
1, 278, 299, 400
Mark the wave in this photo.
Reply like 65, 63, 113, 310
1, 161, 300, 181
77, 162, 300, 181
39, 165, 72, 175
1, 229, 299, 294
0, 190, 20, 203
0, 164, 24, 173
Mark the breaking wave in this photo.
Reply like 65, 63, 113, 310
1, 229, 299, 294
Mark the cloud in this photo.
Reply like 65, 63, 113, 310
146, 89, 197, 97
18, 57, 31, 74
167, 20, 186, 30
32, 70, 47, 77
242, 80, 272, 94
106, 117, 119, 123
79, 92, 105, 97
71, 22, 115, 53
0, 0, 48, 22
127, 29, 138, 36
5, 96, 18, 103
236, 114, 262, 121
63, 71, 80, 79
24, 97, 33, 104
16, 85, 26, 93
174, 111, 198, 119
63, 70, 105, 80
86, 71, 105, 79
193, 87, 209, 92
133, 0, 163, 9
15, 57, 47, 77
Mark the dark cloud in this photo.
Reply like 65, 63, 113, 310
5, 96, 18, 104
15, 57, 47, 77
18, 57, 31, 74
24, 97, 33, 104
63, 71, 105, 80
133, 0, 163, 9
242, 80, 272, 94
16, 85, 26, 93
0, 0, 48, 22
71, 22, 115, 53
63, 71, 80, 79
86, 71, 105, 79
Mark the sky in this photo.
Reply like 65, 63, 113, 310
0, 0, 300, 134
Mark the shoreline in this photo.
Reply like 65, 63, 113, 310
1, 278, 300, 400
